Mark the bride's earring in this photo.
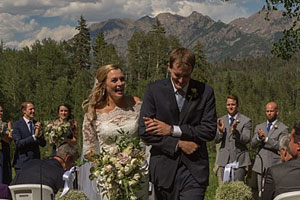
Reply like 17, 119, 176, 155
102, 88, 106, 96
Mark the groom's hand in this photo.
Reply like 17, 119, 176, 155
143, 117, 172, 136
178, 140, 199, 155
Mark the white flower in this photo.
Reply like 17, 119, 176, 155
130, 196, 138, 200
109, 146, 119, 154
130, 158, 138, 166
102, 155, 110, 164
93, 170, 101, 177
117, 171, 124, 179
124, 165, 132, 175
133, 173, 140, 181
128, 180, 137, 186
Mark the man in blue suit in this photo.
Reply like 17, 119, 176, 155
12, 102, 46, 173
139, 48, 217, 200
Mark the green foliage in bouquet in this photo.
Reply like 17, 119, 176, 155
215, 181, 252, 200
43, 120, 70, 147
87, 129, 147, 200
55, 189, 88, 200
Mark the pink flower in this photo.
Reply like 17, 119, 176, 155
117, 153, 130, 164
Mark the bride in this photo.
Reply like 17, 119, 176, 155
79, 64, 148, 200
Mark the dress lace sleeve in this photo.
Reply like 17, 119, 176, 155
82, 114, 97, 156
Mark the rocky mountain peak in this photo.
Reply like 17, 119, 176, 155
88, 10, 289, 61
229, 9, 291, 40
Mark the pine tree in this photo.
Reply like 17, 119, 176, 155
193, 41, 210, 83
71, 15, 91, 71
93, 31, 120, 68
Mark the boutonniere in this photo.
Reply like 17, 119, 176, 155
188, 88, 198, 100
236, 119, 240, 124
274, 125, 278, 129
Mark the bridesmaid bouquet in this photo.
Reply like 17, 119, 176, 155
0, 121, 12, 135
43, 120, 71, 146
88, 129, 148, 200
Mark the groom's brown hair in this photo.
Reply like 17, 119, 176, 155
168, 48, 195, 70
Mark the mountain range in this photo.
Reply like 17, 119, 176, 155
89, 10, 292, 61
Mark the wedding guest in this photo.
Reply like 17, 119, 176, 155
79, 64, 148, 200
251, 101, 288, 193
12, 102, 46, 173
50, 104, 78, 156
11, 143, 79, 194
0, 104, 13, 184
279, 134, 293, 162
262, 121, 300, 200
139, 48, 217, 200
215, 95, 252, 182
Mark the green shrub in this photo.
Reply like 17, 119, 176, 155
215, 181, 252, 200
55, 189, 88, 200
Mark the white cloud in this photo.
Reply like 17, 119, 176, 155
0, 0, 258, 23
44, 0, 151, 22
0, 13, 37, 41
36, 25, 77, 41
6, 25, 77, 49
151, 0, 250, 23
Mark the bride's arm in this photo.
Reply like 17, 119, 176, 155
82, 114, 97, 157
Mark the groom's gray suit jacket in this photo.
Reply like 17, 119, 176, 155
138, 79, 217, 189
215, 113, 252, 168
251, 120, 289, 174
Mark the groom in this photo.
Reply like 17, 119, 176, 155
139, 48, 217, 200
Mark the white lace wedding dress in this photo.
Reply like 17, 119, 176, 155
79, 102, 148, 200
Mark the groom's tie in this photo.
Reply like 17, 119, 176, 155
176, 89, 185, 112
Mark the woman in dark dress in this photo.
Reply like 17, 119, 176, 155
0, 104, 12, 184
50, 104, 78, 156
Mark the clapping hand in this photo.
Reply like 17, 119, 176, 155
257, 129, 266, 141
34, 122, 43, 138
143, 117, 172, 136
231, 119, 239, 133
217, 119, 224, 133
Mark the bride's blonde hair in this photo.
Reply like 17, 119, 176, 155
82, 64, 121, 122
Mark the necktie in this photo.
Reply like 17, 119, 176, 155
267, 122, 272, 132
230, 117, 235, 126
176, 90, 185, 112
29, 121, 34, 135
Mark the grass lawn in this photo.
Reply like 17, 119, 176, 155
205, 151, 219, 200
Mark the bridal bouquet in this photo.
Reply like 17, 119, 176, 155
43, 120, 71, 146
88, 129, 148, 200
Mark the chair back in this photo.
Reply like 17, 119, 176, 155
9, 184, 54, 200
274, 191, 300, 200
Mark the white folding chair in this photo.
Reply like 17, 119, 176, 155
9, 184, 54, 200
274, 191, 300, 200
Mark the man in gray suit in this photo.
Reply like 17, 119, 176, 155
215, 95, 252, 182
251, 101, 289, 192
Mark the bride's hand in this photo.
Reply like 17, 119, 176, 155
144, 117, 172, 136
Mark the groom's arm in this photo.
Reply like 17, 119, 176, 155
138, 84, 179, 158
179, 87, 217, 143
145, 86, 217, 144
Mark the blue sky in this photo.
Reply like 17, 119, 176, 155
0, 0, 265, 49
